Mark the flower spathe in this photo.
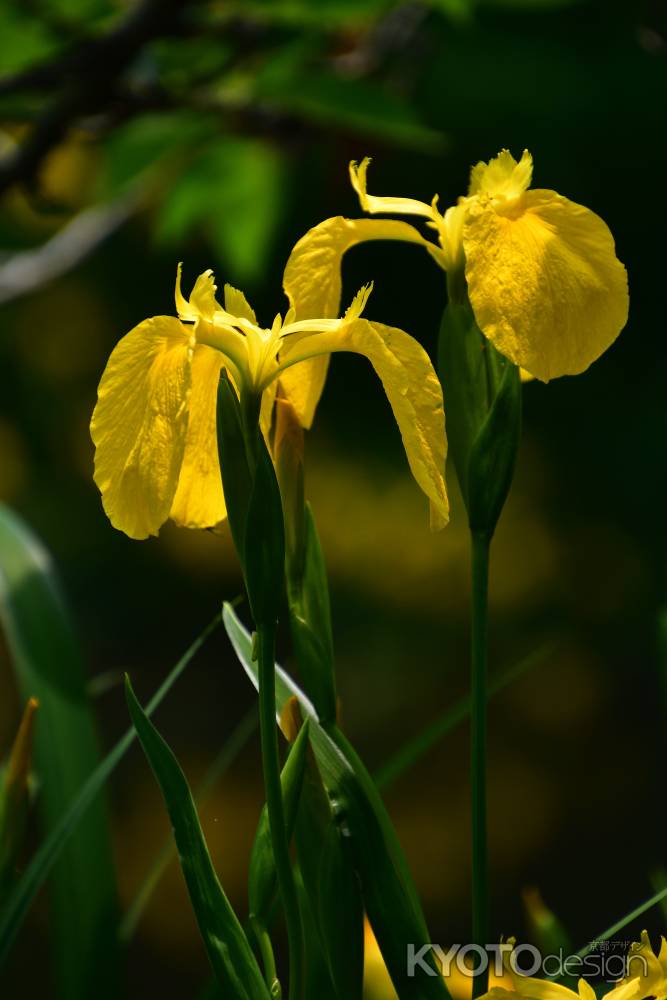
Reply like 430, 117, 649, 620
349, 150, 629, 382
91, 265, 449, 540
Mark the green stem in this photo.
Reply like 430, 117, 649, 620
471, 530, 490, 998
251, 917, 281, 997
257, 622, 304, 1000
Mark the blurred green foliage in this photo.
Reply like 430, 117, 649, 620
0, 0, 666, 996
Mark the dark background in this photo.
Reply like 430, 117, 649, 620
1, 0, 666, 996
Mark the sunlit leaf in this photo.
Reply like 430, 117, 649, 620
125, 676, 270, 1000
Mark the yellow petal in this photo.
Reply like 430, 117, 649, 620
468, 149, 533, 200
463, 189, 629, 381
350, 157, 439, 219
190, 269, 219, 320
282, 318, 448, 527
224, 284, 257, 323
618, 931, 665, 995
169, 344, 227, 530
509, 971, 578, 1000
91, 317, 192, 539
281, 215, 445, 427
175, 264, 220, 322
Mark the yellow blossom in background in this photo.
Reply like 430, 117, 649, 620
479, 935, 648, 1000
91, 257, 448, 539
363, 917, 398, 999
616, 930, 667, 1000
349, 150, 628, 382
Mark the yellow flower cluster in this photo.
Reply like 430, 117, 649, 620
90, 149, 628, 539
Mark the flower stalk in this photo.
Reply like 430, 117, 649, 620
216, 377, 304, 1000
470, 530, 490, 999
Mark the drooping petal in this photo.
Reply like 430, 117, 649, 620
91, 316, 192, 539
169, 344, 227, 530
281, 216, 445, 427
463, 189, 629, 381
280, 318, 448, 527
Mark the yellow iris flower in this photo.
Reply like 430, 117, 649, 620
615, 930, 667, 1000
282, 149, 627, 426
480, 940, 643, 1000
483, 974, 640, 1000
91, 263, 448, 540
350, 150, 629, 382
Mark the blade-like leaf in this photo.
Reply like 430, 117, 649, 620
0, 612, 220, 968
249, 719, 309, 925
0, 504, 117, 998
125, 676, 270, 1000
120, 707, 258, 943
316, 816, 364, 998
222, 603, 448, 1000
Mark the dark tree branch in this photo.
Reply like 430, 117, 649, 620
0, 0, 197, 196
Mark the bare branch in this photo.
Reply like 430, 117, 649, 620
0, 189, 140, 304
0, 0, 196, 196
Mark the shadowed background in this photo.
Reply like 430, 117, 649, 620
1, 0, 666, 995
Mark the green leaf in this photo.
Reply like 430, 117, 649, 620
216, 373, 253, 571
287, 504, 337, 723
125, 677, 270, 1000
102, 112, 214, 195
243, 434, 286, 627
0, 6, 63, 75
155, 138, 285, 284
0, 612, 220, 970
223, 603, 316, 722
120, 708, 258, 943
248, 719, 309, 925
293, 756, 340, 996
256, 69, 446, 153
0, 504, 117, 998
311, 725, 447, 998
222, 602, 449, 1000
316, 820, 364, 999
374, 641, 554, 790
